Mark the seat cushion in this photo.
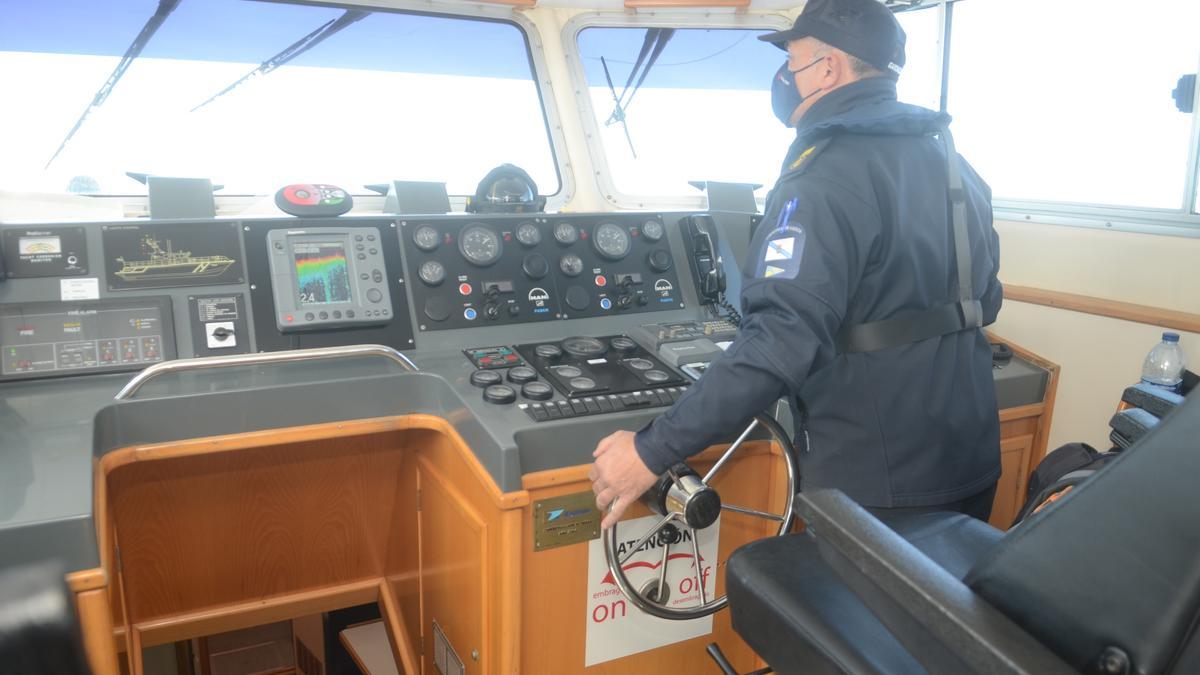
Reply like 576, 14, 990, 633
727, 511, 1003, 675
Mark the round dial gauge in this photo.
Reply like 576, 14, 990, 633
641, 219, 664, 242
554, 222, 579, 245
458, 224, 502, 267
413, 225, 439, 252
418, 260, 445, 286
559, 254, 584, 277
515, 222, 541, 247
593, 222, 632, 260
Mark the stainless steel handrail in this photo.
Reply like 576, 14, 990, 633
114, 344, 418, 400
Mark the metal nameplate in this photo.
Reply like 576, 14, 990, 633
533, 492, 602, 551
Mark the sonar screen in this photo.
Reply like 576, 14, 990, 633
265, 227, 393, 333
293, 241, 352, 305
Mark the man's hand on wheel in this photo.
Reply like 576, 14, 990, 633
589, 430, 658, 529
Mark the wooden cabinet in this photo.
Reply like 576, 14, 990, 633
988, 335, 1060, 529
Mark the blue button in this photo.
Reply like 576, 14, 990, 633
464, 308, 477, 320
600, 298, 612, 310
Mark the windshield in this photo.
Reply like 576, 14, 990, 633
0, 0, 560, 197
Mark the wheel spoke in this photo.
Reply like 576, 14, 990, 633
703, 418, 759, 484
618, 513, 677, 566
655, 538, 671, 604
721, 503, 784, 522
691, 528, 706, 606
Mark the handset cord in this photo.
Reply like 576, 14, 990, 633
717, 292, 742, 327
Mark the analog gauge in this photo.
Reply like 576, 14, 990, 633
458, 224, 503, 267
418, 260, 445, 286
559, 253, 584, 277
515, 222, 541, 247
593, 222, 632, 261
641, 219, 664, 242
413, 225, 439, 252
554, 222, 579, 245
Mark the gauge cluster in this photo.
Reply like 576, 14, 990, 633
401, 214, 683, 331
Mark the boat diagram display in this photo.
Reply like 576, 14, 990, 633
102, 222, 244, 290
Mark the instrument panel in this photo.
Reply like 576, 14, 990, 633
402, 214, 684, 331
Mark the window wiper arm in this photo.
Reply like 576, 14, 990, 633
604, 28, 676, 127
601, 56, 637, 158
191, 9, 368, 112
45, 0, 182, 169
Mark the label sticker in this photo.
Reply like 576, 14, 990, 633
60, 278, 99, 301
584, 515, 720, 666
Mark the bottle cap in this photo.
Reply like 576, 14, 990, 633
1163, 332, 1180, 343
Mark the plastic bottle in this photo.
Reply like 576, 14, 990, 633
1140, 332, 1186, 393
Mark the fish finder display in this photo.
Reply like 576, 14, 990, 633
294, 241, 351, 305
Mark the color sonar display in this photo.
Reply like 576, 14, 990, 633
293, 242, 351, 305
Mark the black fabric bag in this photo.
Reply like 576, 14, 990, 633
1012, 443, 1122, 526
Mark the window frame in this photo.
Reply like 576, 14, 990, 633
563, 11, 792, 213
21, 0, 575, 211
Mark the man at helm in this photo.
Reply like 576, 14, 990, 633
591, 0, 1002, 527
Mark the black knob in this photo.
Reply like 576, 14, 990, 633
485, 304, 501, 320
483, 384, 517, 405
565, 285, 591, 311
211, 326, 233, 341
508, 304, 521, 317
507, 366, 538, 384
522, 252, 550, 280
470, 370, 502, 388
521, 381, 553, 401
424, 297, 451, 322
535, 344, 563, 360
648, 250, 673, 273
685, 487, 722, 530
611, 336, 637, 352
637, 295, 649, 306
617, 294, 633, 309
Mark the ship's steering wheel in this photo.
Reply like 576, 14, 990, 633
602, 414, 798, 620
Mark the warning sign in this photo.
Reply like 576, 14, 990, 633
584, 515, 720, 667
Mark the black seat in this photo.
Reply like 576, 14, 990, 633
728, 392, 1200, 675
0, 563, 91, 675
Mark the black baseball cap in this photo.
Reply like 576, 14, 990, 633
759, 0, 906, 76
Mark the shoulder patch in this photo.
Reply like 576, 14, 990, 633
781, 136, 833, 180
789, 145, 817, 171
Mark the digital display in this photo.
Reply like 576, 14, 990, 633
293, 241, 352, 306
18, 235, 62, 255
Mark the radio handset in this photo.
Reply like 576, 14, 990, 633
683, 215, 726, 305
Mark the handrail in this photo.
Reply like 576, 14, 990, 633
1003, 284, 1200, 334
114, 344, 417, 400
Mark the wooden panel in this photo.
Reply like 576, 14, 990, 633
626, 0, 749, 7
135, 580, 379, 648
379, 583, 420, 675
989, 434, 1035, 530
519, 442, 781, 675
418, 458, 488, 675
1004, 284, 1200, 334
107, 433, 408, 622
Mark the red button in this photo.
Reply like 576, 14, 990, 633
505, 354, 518, 361
594, 275, 607, 287
459, 283, 473, 296
285, 314, 294, 322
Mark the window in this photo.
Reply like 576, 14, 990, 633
575, 26, 793, 202
946, 0, 1200, 212
0, 1, 559, 196
894, 6, 943, 112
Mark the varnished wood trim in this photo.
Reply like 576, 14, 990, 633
480, 0, 535, 5
1004, 284, 1200, 334
998, 403, 1045, 422
98, 414, 528, 510
519, 441, 775, 490
379, 582, 420, 675
67, 568, 108, 592
497, 508, 523, 674
134, 579, 380, 648
626, 0, 749, 7
77, 589, 120, 675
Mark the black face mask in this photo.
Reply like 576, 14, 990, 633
770, 57, 825, 127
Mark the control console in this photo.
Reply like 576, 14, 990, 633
465, 335, 691, 422
403, 214, 684, 331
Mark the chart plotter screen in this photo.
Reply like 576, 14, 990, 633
293, 241, 352, 305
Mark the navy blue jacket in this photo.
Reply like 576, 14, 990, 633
635, 77, 1002, 508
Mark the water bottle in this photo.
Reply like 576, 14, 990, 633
1141, 332, 1186, 394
